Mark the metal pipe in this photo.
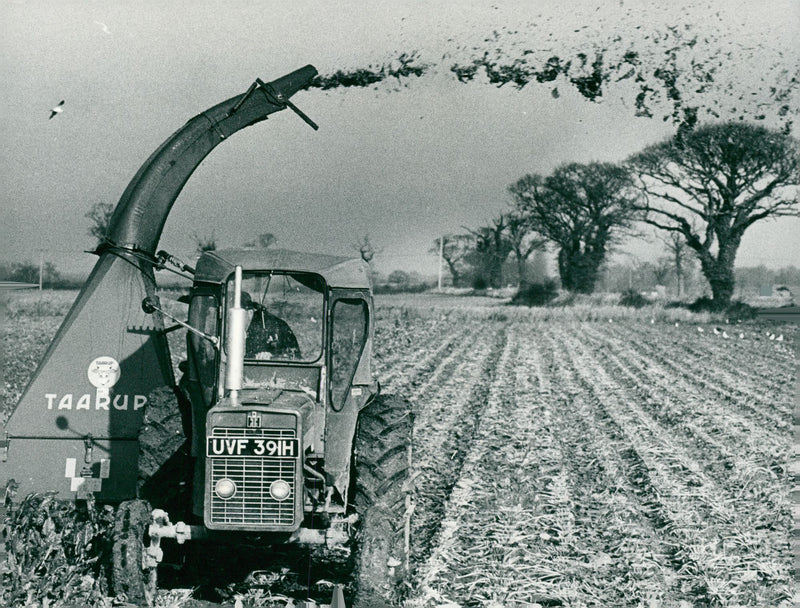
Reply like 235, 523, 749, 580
104, 65, 318, 255
226, 266, 246, 406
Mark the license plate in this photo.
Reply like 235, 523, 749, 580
206, 437, 299, 458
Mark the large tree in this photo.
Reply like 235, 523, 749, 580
430, 234, 474, 287
466, 216, 513, 289
509, 162, 638, 294
505, 211, 547, 287
628, 122, 799, 309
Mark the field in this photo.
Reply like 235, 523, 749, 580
1, 290, 796, 607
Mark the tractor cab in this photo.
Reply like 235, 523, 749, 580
178, 248, 376, 532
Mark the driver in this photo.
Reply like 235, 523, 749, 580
241, 292, 301, 360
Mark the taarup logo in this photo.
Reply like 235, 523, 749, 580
87, 357, 121, 388
247, 411, 262, 428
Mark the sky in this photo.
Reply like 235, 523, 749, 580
1, 0, 798, 280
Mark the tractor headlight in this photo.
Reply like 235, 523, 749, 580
215, 478, 237, 500
269, 479, 291, 501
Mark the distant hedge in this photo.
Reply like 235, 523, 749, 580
373, 282, 431, 295
511, 280, 559, 307
619, 289, 649, 308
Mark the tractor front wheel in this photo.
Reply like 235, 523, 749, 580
351, 395, 414, 607
111, 499, 157, 607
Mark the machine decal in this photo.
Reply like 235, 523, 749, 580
65, 457, 111, 497
41, 357, 147, 411
45, 393, 147, 411
247, 411, 262, 428
87, 356, 121, 388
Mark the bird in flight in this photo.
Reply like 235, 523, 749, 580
49, 100, 65, 119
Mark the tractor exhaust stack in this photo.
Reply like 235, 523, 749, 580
225, 266, 246, 407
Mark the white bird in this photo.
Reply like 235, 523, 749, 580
722, 331, 729, 339
776, 334, 784, 342
769, 333, 776, 340
713, 327, 721, 335
650, 318, 655, 324
49, 100, 64, 119
739, 332, 745, 339
94, 20, 111, 35
675, 322, 679, 327
697, 327, 704, 333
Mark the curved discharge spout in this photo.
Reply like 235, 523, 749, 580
106, 65, 318, 255
2, 65, 318, 501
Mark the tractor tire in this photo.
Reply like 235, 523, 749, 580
111, 499, 157, 607
351, 395, 414, 607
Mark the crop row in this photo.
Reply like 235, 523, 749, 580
397, 318, 794, 607
1, 292, 795, 607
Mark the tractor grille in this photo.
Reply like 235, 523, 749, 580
208, 427, 298, 528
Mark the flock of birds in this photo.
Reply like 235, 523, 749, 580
694, 324, 784, 341
608, 317, 789, 343
639, 317, 787, 341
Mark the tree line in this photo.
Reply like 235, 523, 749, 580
7, 122, 796, 310
433, 121, 799, 310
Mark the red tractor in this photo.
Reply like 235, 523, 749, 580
1, 66, 413, 607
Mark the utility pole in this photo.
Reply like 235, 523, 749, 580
437, 236, 444, 291
39, 249, 44, 291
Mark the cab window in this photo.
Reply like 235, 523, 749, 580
188, 293, 219, 399
330, 299, 368, 410
228, 272, 325, 363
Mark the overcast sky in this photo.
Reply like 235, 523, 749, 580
1, 0, 798, 278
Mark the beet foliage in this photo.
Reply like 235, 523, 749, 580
2, 493, 114, 607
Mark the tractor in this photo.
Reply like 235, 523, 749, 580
1, 65, 413, 607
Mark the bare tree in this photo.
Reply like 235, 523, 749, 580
193, 232, 217, 254
85, 201, 115, 248
509, 162, 638, 294
466, 216, 513, 289
628, 122, 799, 309
652, 257, 673, 287
354, 234, 381, 264
506, 211, 547, 287
661, 232, 690, 297
430, 234, 473, 287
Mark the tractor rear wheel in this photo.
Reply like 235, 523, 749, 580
111, 499, 157, 607
351, 395, 414, 607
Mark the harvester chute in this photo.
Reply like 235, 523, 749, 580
1, 65, 319, 501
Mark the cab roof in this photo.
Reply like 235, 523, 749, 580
194, 248, 371, 289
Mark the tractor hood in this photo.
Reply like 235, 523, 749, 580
238, 387, 316, 410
